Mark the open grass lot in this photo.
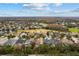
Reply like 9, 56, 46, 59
69, 28, 79, 32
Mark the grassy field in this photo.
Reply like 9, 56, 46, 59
69, 28, 79, 32
16, 29, 51, 36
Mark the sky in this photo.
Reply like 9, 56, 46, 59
0, 3, 79, 17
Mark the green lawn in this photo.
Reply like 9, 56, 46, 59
69, 28, 79, 32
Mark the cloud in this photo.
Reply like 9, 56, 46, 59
22, 3, 50, 11
22, 3, 64, 14
71, 8, 79, 13
54, 3, 62, 7
22, 3, 53, 15
60, 8, 79, 14
52, 3, 63, 14
23, 3, 48, 7
53, 8, 79, 17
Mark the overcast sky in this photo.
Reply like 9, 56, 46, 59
0, 3, 79, 17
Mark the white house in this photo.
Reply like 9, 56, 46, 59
71, 36, 79, 44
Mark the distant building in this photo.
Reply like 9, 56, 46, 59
71, 36, 79, 44
44, 35, 52, 45
35, 37, 44, 47
0, 37, 8, 46
48, 24, 67, 31
25, 38, 34, 46
52, 37, 62, 45
5, 37, 19, 46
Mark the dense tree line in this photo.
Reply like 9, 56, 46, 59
0, 44, 79, 56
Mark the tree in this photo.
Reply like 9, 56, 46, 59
0, 45, 13, 55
